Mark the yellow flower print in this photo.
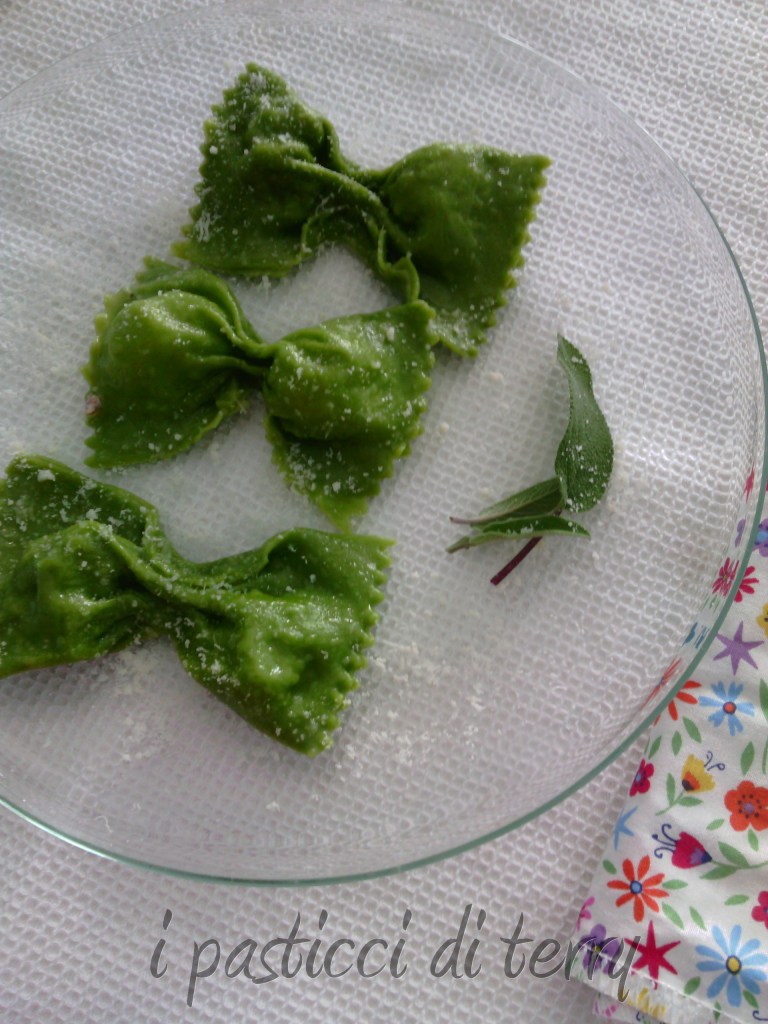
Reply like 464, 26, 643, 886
630, 987, 669, 1020
681, 754, 716, 794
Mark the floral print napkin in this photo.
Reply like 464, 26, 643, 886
570, 478, 768, 1023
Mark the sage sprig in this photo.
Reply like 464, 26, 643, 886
554, 335, 614, 514
449, 335, 613, 581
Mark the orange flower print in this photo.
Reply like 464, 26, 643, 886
644, 658, 683, 708
607, 855, 669, 923
725, 781, 768, 832
758, 603, 768, 639
664, 678, 701, 722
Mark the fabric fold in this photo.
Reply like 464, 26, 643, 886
570, 481, 768, 1023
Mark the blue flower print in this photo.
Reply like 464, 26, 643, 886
735, 516, 746, 549
694, 625, 709, 650
698, 681, 755, 736
683, 621, 709, 650
755, 518, 768, 557
696, 925, 768, 1008
613, 805, 638, 851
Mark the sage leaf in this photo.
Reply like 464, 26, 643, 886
450, 477, 562, 526
555, 335, 614, 513
447, 336, 614, 580
447, 514, 589, 553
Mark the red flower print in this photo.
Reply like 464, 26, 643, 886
607, 855, 668, 923
664, 678, 701, 722
672, 832, 712, 869
745, 466, 756, 500
653, 823, 713, 869
630, 758, 654, 797
644, 658, 683, 707
627, 920, 679, 980
712, 558, 739, 598
576, 896, 595, 930
752, 891, 768, 928
736, 565, 759, 603
724, 780, 768, 832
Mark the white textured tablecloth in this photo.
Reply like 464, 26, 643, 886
1, 2, 766, 1021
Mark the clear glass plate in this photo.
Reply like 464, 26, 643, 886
0, 0, 765, 883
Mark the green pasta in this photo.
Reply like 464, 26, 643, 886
84, 258, 273, 468
84, 261, 435, 525
85, 66, 548, 527
0, 454, 390, 755
264, 302, 435, 528
358, 143, 550, 355
174, 64, 549, 356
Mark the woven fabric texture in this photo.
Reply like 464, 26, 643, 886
0, 2, 766, 1022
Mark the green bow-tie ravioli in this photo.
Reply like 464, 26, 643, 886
357, 143, 550, 354
173, 65, 386, 280
0, 454, 391, 755
6, 67, 559, 757
84, 66, 549, 530
84, 260, 436, 525
263, 301, 435, 528
174, 64, 549, 356
83, 258, 274, 468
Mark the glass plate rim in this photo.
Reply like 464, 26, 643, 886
0, 0, 765, 885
